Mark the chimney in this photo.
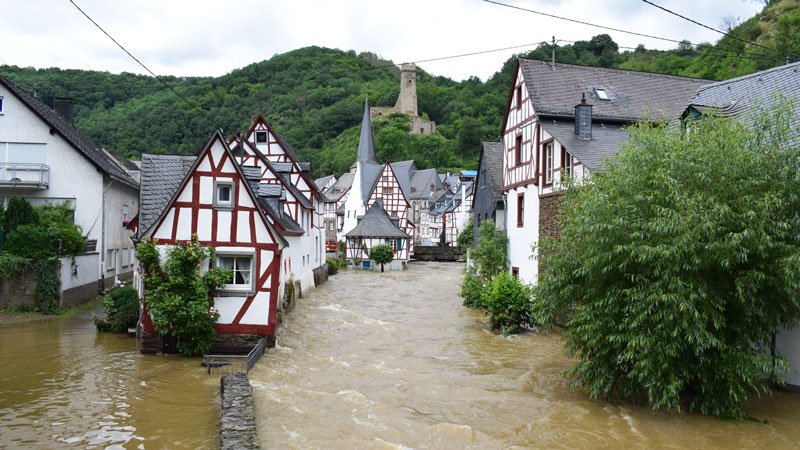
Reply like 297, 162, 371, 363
54, 97, 75, 125
574, 93, 592, 140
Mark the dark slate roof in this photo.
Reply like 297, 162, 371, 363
539, 120, 629, 171
389, 160, 415, 198
357, 98, 377, 164
477, 142, 503, 202
408, 168, 441, 199
0, 76, 138, 189
138, 154, 196, 237
271, 162, 293, 173
685, 61, 800, 145
359, 162, 384, 203
314, 175, 335, 191
345, 202, 409, 238
258, 183, 284, 198
518, 59, 709, 122
241, 165, 261, 181
257, 197, 304, 235
327, 171, 354, 202
298, 162, 311, 171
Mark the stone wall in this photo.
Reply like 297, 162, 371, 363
213, 334, 264, 354
538, 193, 563, 244
220, 373, 258, 450
313, 264, 329, 287
0, 270, 38, 308
412, 245, 462, 262
139, 329, 162, 354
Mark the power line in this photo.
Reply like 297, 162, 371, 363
640, 0, 786, 57
66, 0, 205, 112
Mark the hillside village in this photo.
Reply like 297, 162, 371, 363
2, 1, 800, 445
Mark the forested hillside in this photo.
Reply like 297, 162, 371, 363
0, 0, 796, 177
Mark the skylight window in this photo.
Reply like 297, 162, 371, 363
594, 88, 610, 101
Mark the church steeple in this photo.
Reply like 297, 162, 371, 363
357, 97, 377, 164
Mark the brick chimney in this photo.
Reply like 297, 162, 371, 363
574, 93, 592, 140
54, 97, 75, 125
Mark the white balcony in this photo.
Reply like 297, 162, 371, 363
0, 163, 50, 189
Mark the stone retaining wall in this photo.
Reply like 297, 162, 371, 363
313, 264, 329, 287
220, 373, 258, 450
412, 245, 462, 262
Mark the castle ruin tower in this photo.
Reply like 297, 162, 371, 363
397, 63, 419, 117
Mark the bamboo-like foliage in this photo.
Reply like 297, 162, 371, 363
535, 102, 800, 418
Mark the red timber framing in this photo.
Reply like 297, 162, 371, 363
141, 131, 284, 338
501, 61, 539, 193
366, 163, 416, 251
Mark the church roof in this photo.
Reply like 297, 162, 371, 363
357, 98, 377, 164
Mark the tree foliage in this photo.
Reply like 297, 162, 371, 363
470, 219, 508, 283
534, 104, 800, 419
95, 287, 139, 333
369, 243, 394, 272
136, 237, 231, 356
483, 272, 532, 335
456, 217, 474, 254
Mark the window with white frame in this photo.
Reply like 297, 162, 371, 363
255, 131, 268, 143
562, 147, 573, 178
544, 142, 554, 185
216, 254, 254, 291
214, 180, 234, 209
106, 249, 116, 270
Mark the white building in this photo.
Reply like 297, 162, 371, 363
0, 76, 139, 300
499, 59, 707, 283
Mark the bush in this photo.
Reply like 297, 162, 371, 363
4, 197, 38, 233
457, 218, 474, 253
369, 243, 394, 272
95, 287, 139, 333
460, 268, 484, 308
534, 104, 800, 418
471, 220, 508, 283
483, 272, 532, 335
326, 257, 338, 275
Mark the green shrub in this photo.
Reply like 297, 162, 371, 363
95, 287, 139, 333
4, 197, 38, 233
369, 243, 394, 272
326, 257, 338, 275
460, 268, 484, 308
483, 272, 532, 335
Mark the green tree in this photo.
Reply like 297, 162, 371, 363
534, 104, 800, 419
4, 197, 38, 233
456, 218, 474, 254
471, 219, 508, 283
369, 243, 394, 272
136, 237, 231, 356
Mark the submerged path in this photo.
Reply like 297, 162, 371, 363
251, 262, 800, 449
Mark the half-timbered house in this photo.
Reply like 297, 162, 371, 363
472, 142, 504, 243
136, 131, 288, 352
501, 59, 708, 283
345, 201, 411, 270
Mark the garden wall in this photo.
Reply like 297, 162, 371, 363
412, 245, 462, 262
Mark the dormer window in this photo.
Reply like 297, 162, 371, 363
214, 180, 235, 209
594, 88, 609, 101
255, 131, 268, 143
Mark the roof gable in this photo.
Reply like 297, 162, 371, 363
345, 201, 409, 238
0, 76, 138, 188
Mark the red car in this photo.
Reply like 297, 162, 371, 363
325, 240, 338, 252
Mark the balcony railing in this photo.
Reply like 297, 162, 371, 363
0, 163, 50, 188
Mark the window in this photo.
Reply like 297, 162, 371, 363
544, 142, 554, 185
562, 147, 573, 178
430, 183, 435, 192
594, 88, 609, 100
512, 267, 519, 278
517, 193, 524, 227
515, 135, 523, 165
106, 249, 116, 270
386, 238, 400, 252
214, 180, 234, 209
480, 169, 486, 188
255, 131, 268, 143
0, 96, 4, 114
385, 187, 394, 195
516, 85, 523, 109
217, 255, 253, 291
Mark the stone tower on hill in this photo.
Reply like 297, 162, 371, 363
370, 63, 436, 135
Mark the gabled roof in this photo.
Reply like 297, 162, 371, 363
408, 168, 442, 200
684, 61, 800, 145
539, 120, 629, 172
389, 160, 416, 198
476, 142, 503, 202
357, 98, 377, 164
137, 131, 288, 247
345, 202, 410, 239
0, 76, 138, 189
359, 161, 384, 203
138, 154, 196, 238
326, 171, 354, 202
515, 59, 708, 123
314, 175, 335, 191
243, 141, 313, 210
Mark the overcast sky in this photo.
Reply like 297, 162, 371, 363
0, 0, 764, 82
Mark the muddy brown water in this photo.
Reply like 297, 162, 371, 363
0, 307, 218, 449
251, 262, 800, 449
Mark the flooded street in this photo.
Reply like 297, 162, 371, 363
0, 305, 218, 449
252, 262, 800, 449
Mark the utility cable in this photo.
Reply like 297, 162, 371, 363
66, 0, 205, 113
640, 0, 786, 57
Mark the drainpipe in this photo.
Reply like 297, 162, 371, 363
100, 176, 107, 292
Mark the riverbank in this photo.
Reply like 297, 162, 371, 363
0, 298, 102, 326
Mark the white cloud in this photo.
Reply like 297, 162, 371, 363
0, 0, 765, 81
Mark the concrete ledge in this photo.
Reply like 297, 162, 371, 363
220, 372, 258, 450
